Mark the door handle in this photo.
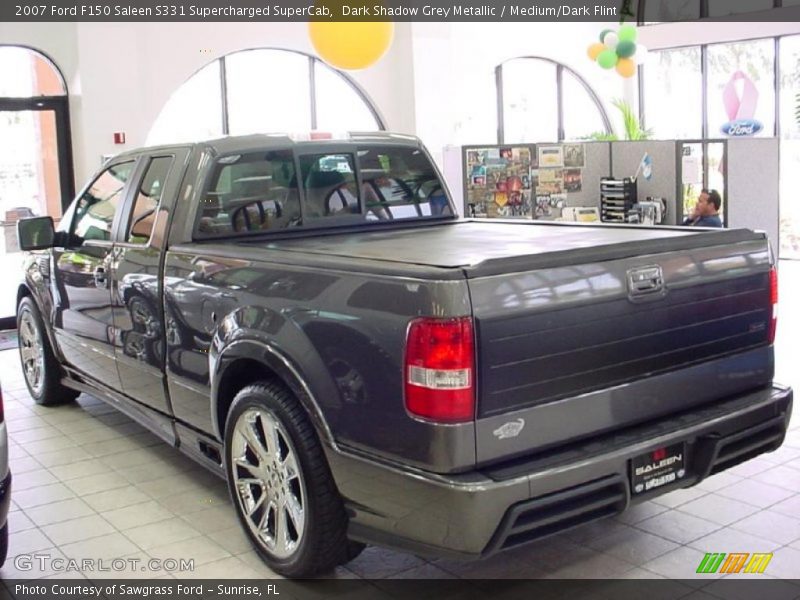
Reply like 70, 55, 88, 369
94, 266, 108, 288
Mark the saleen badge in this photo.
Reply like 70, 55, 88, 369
493, 418, 525, 440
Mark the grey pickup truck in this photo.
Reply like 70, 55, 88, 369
16, 132, 792, 577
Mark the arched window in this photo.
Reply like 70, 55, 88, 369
496, 56, 612, 143
147, 48, 386, 145
0, 45, 73, 321
0, 45, 66, 97
0, 45, 72, 220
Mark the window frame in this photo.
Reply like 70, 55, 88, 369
148, 48, 387, 146
120, 154, 177, 247
218, 49, 387, 133
0, 44, 76, 211
496, 56, 613, 144
640, 36, 782, 140
191, 143, 457, 241
65, 158, 139, 248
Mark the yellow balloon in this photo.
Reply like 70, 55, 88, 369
616, 57, 636, 78
587, 42, 605, 61
309, 21, 394, 70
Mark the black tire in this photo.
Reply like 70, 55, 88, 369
0, 522, 7, 568
223, 381, 361, 577
17, 296, 78, 406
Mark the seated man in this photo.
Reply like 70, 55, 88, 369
683, 189, 723, 228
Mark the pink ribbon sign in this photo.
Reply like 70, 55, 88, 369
721, 70, 762, 136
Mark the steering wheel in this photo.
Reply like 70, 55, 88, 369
324, 188, 357, 216
231, 201, 267, 232
415, 180, 443, 199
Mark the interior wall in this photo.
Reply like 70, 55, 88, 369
727, 138, 780, 249
568, 142, 611, 208
1, 22, 416, 186
611, 140, 679, 225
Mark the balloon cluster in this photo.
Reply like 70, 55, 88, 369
587, 25, 648, 78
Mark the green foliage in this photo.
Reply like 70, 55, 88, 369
583, 98, 652, 141
615, 98, 653, 140
584, 131, 619, 141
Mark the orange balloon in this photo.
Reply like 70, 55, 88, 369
587, 42, 605, 61
616, 57, 636, 78
308, 21, 394, 70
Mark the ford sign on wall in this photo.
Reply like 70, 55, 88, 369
721, 119, 763, 137
721, 71, 763, 137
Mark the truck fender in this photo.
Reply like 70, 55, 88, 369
209, 336, 338, 450
17, 280, 62, 363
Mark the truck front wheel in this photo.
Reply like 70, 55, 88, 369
17, 297, 78, 406
224, 381, 362, 577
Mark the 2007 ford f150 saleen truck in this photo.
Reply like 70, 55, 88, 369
16, 133, 792, 576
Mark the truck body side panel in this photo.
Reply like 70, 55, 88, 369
162, 248, 477, 472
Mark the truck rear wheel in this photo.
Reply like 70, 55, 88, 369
17, 297, 78, 406
224, 381, 362, 577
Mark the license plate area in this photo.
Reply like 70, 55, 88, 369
630, 443, 687, 495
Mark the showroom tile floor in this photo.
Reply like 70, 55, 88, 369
1, 261, 799, 584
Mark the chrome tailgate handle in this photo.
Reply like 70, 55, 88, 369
627, 265, 665, 300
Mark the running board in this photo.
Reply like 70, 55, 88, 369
61, 376, 177, 446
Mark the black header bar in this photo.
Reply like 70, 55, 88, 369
3, 0, 799, 22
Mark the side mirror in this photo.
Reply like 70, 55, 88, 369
17, 216, 55, 251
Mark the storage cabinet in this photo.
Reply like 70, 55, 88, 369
600, 177, 637, 223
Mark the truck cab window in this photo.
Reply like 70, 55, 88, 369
126, 156, 174, 244
299, 154, 359, 218
357, 147, 451, 221
71, 161, 135, 243
196, 150, 301, 237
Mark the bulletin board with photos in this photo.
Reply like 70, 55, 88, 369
462, 143, 586, 220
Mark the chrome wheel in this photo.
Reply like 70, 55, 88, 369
19, 309, 44, 396
130, 298, 159, 337
231, 407, 306, 560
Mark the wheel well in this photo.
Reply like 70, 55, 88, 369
17, 285, 31, 308
216, 358, 283, 438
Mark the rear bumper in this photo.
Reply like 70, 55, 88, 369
330, 383, 792, 559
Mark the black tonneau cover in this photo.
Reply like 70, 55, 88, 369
256, 220, 765, 276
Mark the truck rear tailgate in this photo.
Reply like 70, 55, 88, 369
467, 224, 774, 465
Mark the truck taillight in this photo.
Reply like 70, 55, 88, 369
769, 266, 778, 344
404, 317, 475, 423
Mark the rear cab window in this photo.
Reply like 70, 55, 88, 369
358, 146, 450, 220
197, 150, 301, 237
193, 143, 453, 239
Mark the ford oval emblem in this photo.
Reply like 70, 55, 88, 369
721, 118, 763, 137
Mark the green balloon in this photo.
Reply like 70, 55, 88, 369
616, 40, 636, 58
618, 24, 638, 42
599, 28, 613, 43
597, 49, 619, 69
